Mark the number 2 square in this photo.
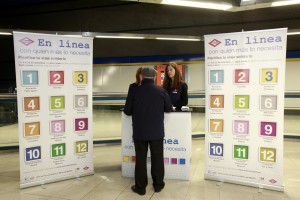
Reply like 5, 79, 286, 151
49, 71, 64, 85
234, 69, 249, 84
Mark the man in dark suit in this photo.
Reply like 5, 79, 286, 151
124, 67, 173, 195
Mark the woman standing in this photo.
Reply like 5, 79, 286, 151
128, 67, 143, 92
163, 62, 188, 110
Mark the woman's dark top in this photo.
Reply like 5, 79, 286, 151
167, 82, 188, 109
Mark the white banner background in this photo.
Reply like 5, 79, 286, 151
204, 28, 287, 191
13, 32, 94, 188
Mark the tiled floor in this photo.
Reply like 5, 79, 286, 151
0, 139, 299, 200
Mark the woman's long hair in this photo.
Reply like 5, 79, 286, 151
135, 67, 143, 85
162, 62, 184, 90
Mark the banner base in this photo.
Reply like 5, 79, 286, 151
204, 174, 284, 192
20, 171, 94, 189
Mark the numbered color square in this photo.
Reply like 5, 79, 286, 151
50, 96, 65, 110
260, 95, 277, 111
50, 120, 65, 135
22, 71, 39, 86
233, 145, 249, 160
233, 120, 249, 135
74, 118, 88, 132
74, 95, 88, 109
24, 122, 40, 137
123, 156, 130, 162
209, 143, 223, 157
259, 147, 276, 163
75, 140, 88, 154
171, 158, 177, 164
179, 158, 186, 165
209, 119, 224, 133
23, 97, 40, 111
25, 146, 41, 162
210, 95, 224, 109
260, 122, 277, 137
74, 71, 88, 85
164, 158, 170, 164
234, 95, 249, 109
209, 70, 224, 84
49, 71, 64, 85
131, 156, 136, 163
51, 143, 66, 158
261, 68, 278, 84
234, 69, 250, 84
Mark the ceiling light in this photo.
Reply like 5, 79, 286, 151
161, 0, 232, 10
287, 32, 300, 35
272, 0, 300, 7
156, 37, 201, 41
63, 35, 82, 37
95, 35, 144, 39
0, 32, 12, 35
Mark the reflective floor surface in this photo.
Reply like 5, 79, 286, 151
0, 139, 299, 200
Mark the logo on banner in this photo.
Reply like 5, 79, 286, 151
208, 39, 221, 47
19, 37, 34, 46
269, 179, 277, 184
24, 176, 35, 182
83, 166, 89, 171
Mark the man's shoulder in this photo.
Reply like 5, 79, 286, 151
128, 83, 139, 91
152, 85, 168, 94
129, 82, 137, 88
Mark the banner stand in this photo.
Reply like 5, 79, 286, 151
205, 175, 284, 192
14, 31, 94, 188
204, 28, 287, 191
21, 172, 94, 189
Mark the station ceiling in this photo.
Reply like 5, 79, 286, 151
0, 0, 300, 57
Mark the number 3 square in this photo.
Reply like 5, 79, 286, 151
74, 71, 88, 85
260, 68, 278, 84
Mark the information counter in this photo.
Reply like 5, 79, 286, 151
121, 111, 191, 180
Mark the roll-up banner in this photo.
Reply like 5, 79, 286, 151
13, 32, 94, 188
204, 28, 287, 191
